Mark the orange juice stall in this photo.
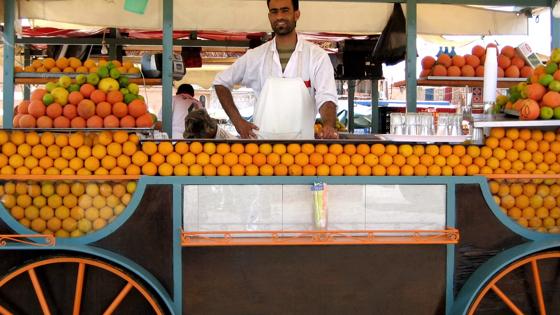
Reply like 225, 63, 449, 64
1, 1, 560, 314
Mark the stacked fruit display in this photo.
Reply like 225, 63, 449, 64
0, 130, 140, 176
420, 44, 532, 79
496, 48, 560, 120
14, 58, 141, 75
0, 180, 136, 237
133, 127, 560, 177
13, 64, 153, 128
490, 179, 560, 234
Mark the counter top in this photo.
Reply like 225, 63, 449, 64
473, 114, 560, 128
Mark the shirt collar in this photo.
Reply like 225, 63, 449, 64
270, 33, 303, 52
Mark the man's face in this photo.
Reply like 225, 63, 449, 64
268, 0, 299, 36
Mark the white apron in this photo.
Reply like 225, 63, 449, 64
252, 45, 316, 140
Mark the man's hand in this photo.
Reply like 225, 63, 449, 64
318, 125, 339, 139
233, 118, 259, 139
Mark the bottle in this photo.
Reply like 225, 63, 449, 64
482, 47, 498, 114
450, 47, 457, 57
436, 47, 443, 57
444, 47, 450, 55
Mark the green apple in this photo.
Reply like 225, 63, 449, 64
540, 106, 554, 119
75, 74, 87, 85
549, 80, 560, 92
86, 73, 100, 86
110, 68, 121, 79
124, 93, 137, 104
118, 76, 129, 88
538, 74, 554, 87
554, 107, 560, 119
545, 62, 558, 75
97, 66, 109, 78
42, 93, 54, 106
68, 84, 80, 92
45, 81, 58, 92
551, 48, 560, 63
127, 83, 139, 95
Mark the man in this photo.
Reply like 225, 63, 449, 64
157, 84, 202, 138
213, 0, 338, 139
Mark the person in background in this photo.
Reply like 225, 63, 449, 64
213, 0, 338, 140
183, 108, 235, 139
157, 83, 203, 138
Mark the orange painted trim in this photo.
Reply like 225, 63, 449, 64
0, 235, 55, 247
481, 174, 560, 179
490, 285, 524, 315
0, 175, 140, 181
28, 268, 52, 315
530, 259, 547, 315
0, 304, 13, 315
102, 283, 133, 315
181, 228, 459, 246
72, 263, 85, 315
468, 252, 560, 315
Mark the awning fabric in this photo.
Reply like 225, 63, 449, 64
12, 0, 529, 36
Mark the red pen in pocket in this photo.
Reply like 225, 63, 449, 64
304, 80, 311, 88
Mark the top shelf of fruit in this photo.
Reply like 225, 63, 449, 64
13, 59, 157, 129
14, 57, 161, 85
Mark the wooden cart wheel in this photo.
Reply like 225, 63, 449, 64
0, 256, 165, 315
467, 251, 560, 315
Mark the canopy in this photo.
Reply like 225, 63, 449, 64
12, 0, 530, 36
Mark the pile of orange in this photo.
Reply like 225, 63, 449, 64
0, 130, 139, 176
14, 58, 141, 75
0, 180, 136, 237
490, 179, 560, 234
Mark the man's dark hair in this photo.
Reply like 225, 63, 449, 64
183, 109, 218, 139
176, 84, 195, 96
267, 0, 298, 10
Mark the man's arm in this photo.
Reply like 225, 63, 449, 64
318, 101, 338, 139
214, 85, 258, 139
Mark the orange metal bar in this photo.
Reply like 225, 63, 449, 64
28, 268, 51, 315
0, 304, 13, 315
0, 175, 140, 181
181, 228, 459, 246
102, 283, 133, 315
490, 284, 525, 315
482, 174, 560, 180
72, 263, 85, 315
530, 259, 547, 315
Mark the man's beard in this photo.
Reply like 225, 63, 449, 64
272, 20, 296, 35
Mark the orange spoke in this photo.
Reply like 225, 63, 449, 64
530, 260, 547, 315
0, 304, 13, 315
102, 283, 133, 315
27, 269, 51, 315
490, 284, 524, 315
72, 263, 86, 315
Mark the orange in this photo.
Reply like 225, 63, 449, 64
386, 165, 400, 176
433, 155, 446, 167
238, 153, 253, 166
363, 154, 378, 167
372, 165, 386, 176
158, 163, 173, 176
439, 145, 453, 157
259, 143, 272, 155
209, 154, 223, 167
259, 164, 274, 176
132, 151, 149, 166
272, 144, 286, 155
343, 144, 356, 155
379, 154, 393, 167
446, 155, 460, 167
231, 164, 245, 176
189, 142, 203, 154
216, 164, 231, 176
493, 148, 506, 160
266, 153, 281, 166
286, 143, 301, 155
336, 153, 351, 166
142, 142, 158, 155
158, 142, 174, 156
480, 147, 493, 159
453, 145, 466, 157
531, 129, 543, 141
519, 150, 532, 162
216, 143, 230, 155
420, 154, 434, 167
371, 144, 385, 156
441, 165, 454, 176
328, 144, 343, 155
189, 164, 203, 176
173, 142, 188, 156
356, 144, 370, 156
466, 164, 480, 176
385, 144, 398, 156
487, 157, 500, 170
404, 155, 418, 167
166, 152, 182, 166
460, 155, 472, 167
538, 140, 550, 153
252, 153, 267, 167
302, 164, 316, 176
329, 164, 343, 176
195, 152, 210, 166
350, 154, 364, 167
490, 127, 505, 139
203, 164, 217, 176
288, 164, 303, 176
398, 144, 413, 157
499, 138, 513, 150
357, 164, 371, 176
532, 152, 544, 164
453, 164, 467, 176
223, 153, 239, 166
401, 164, 415, 176
323, 153, 337, 166
473, 157, 486, 168
506, 128, 519, 140
294, 153, 309, 166
414, 164, 428, 176
309, 153, 323, 167
300, 143, 315, 155
273, 164, 288, 176
550, 141, 560, 154
231, 143, 244, 155
280, 153, 294, 166
413, 145, 425, 157
485, 137, 499, 149
505, 149, 519, 162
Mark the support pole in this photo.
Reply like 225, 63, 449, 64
162, 0, 174, 137
371, 80, 379, 133
348, 80, 355, 133
3, 0, 15, 127
552, 11, 560, 49
405, 0, 417, 113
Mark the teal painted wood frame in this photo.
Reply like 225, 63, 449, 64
2, 0, 15, 128
162, 0, 174, 137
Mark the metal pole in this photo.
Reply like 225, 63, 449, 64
552, 11, 560, 49
405, 0, 417, 113
162, 0, 174, 137
371, 79, 379, 133
3, 0, 15, 128
23, 46, 31, 100
348, 80, 355, 133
